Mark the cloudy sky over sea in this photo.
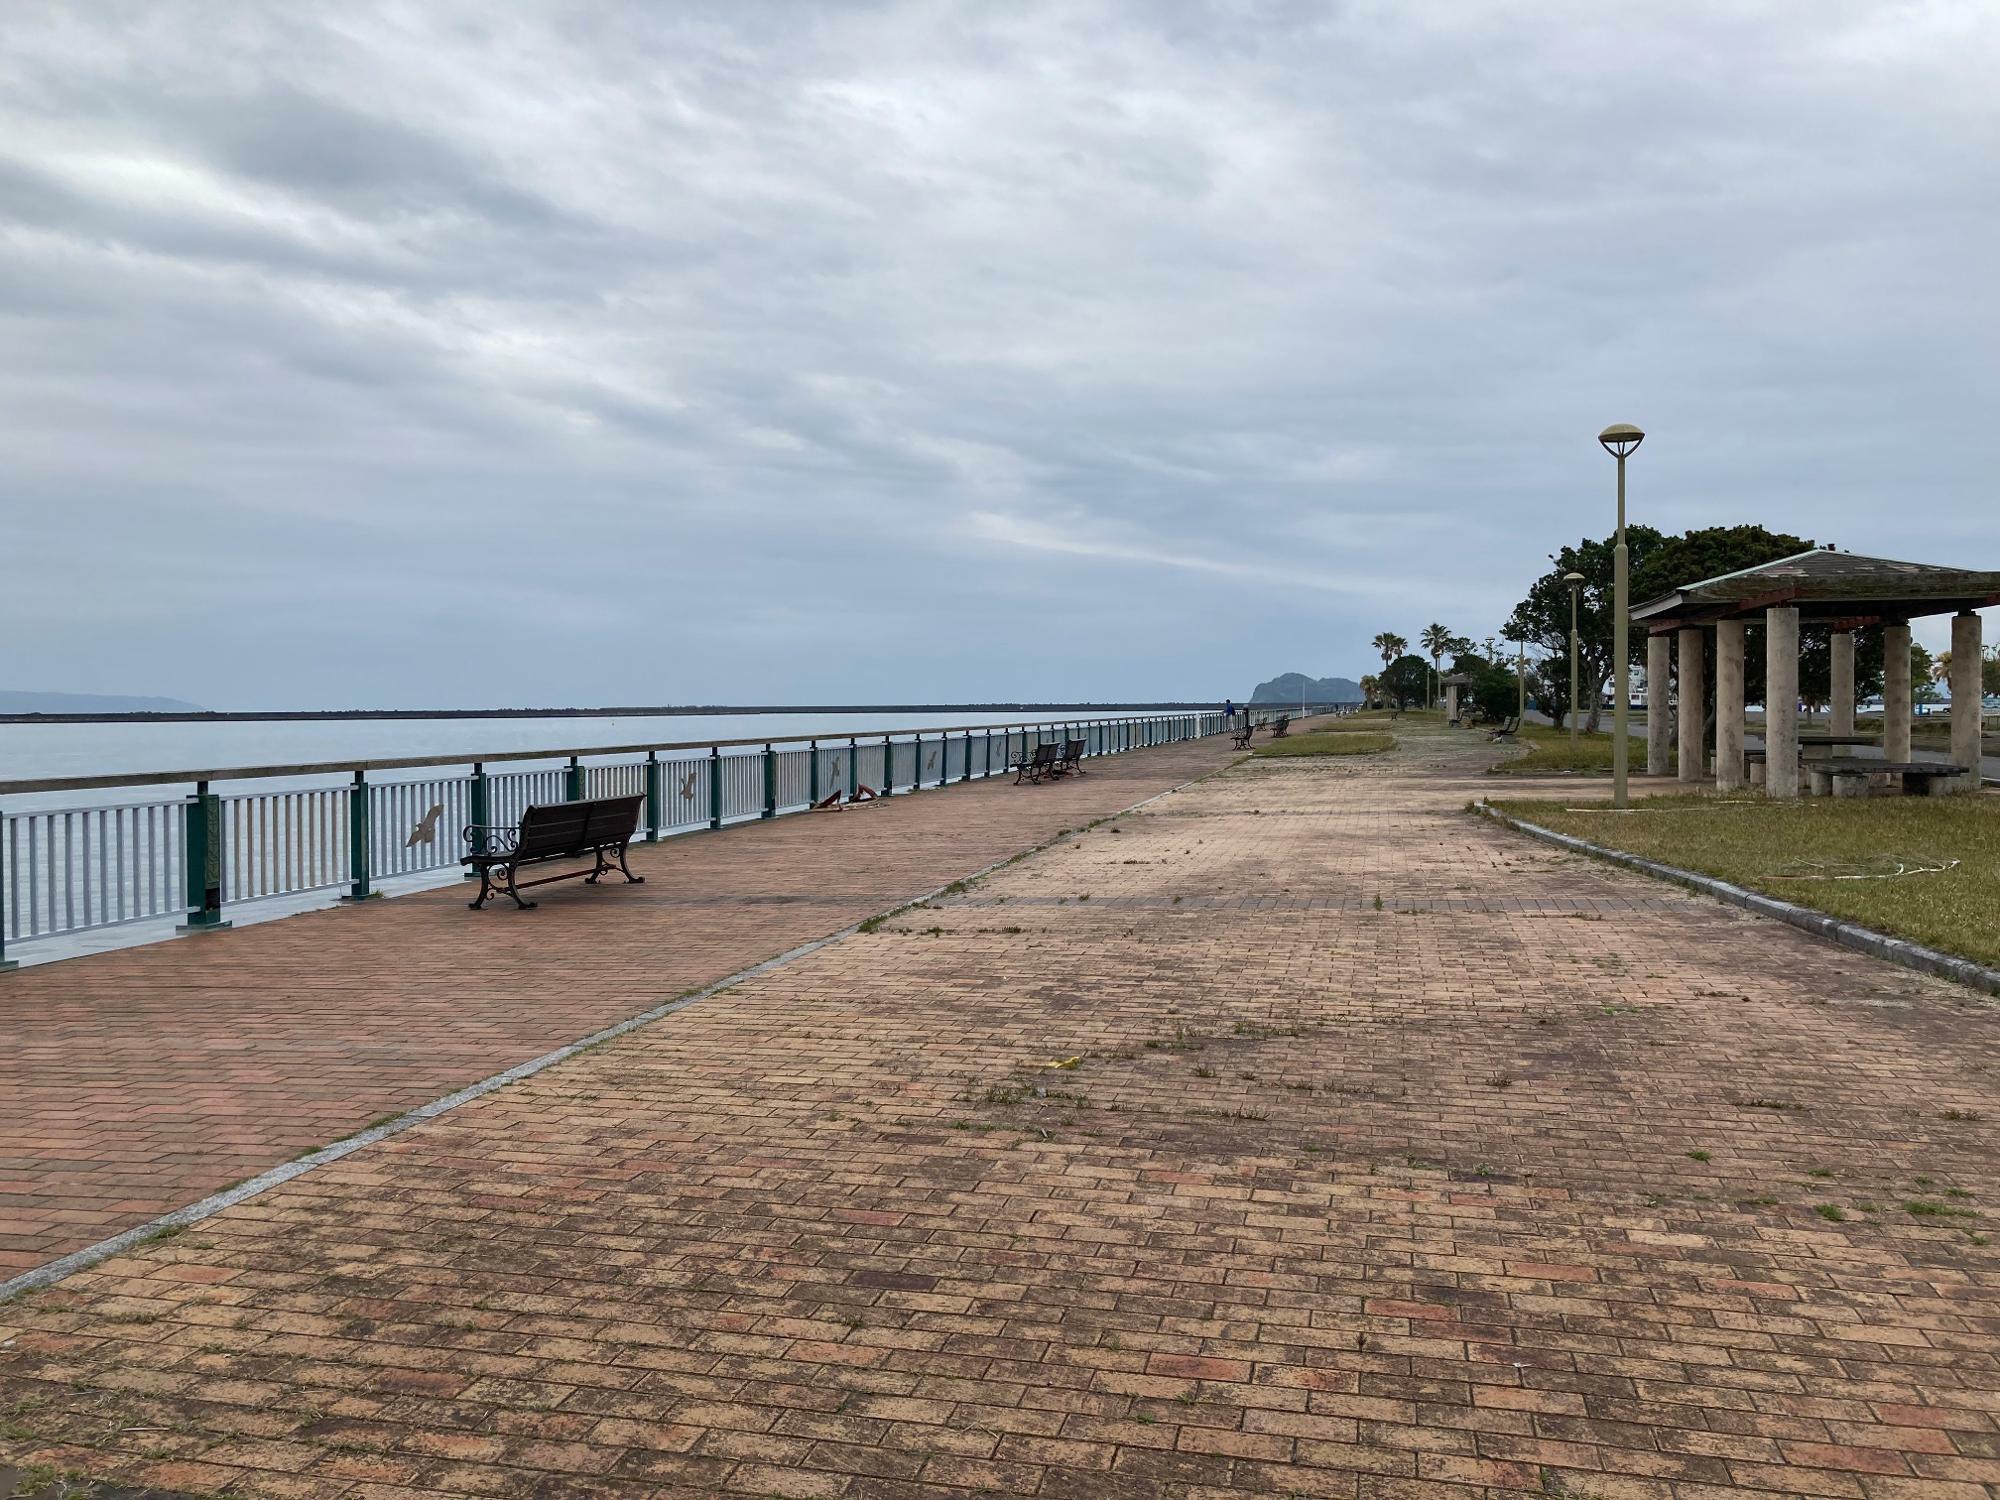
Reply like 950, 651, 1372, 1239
3, 2, 1995, 708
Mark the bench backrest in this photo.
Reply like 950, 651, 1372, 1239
515, 795, 643, 859
1061, 738, 1084, 759
1031, 742, 1058, 766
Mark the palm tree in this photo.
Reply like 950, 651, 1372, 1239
1419, 623, 1452, 708
1359, 673, 1380, 708
1933, 648, 1953, 685
1371, 632, 1407, 671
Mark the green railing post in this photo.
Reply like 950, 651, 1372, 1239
645, 752, 662, 841
176, 780, 230, 930
0, 808, 14, 970
848, 738, 859, 800
762, 743, 777, 818
342, 770, 374, 903
913, 733, 923, 790
963, 731, 973, 782
708, 747, 722, 830
808, 740, 820, 806
566, 756, 584, 801
467, 762, 489, 877
882, 734, 894, 796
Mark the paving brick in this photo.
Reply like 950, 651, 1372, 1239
3, 724, 1996, 1500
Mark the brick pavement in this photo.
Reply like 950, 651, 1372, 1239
3, 721, 1997, 1499
0, 736, 1237, 1279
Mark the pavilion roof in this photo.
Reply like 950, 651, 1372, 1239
1630, 548, 2000, 629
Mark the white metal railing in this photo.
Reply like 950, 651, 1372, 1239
222, 787, 351, 903
3, 799, 186, 942
0, 707, 1305, 960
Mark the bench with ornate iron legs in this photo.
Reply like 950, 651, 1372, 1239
1230, 723, 1253, 750
463, 793, 646, 910
1269, 715, 1291, 738
1012, 741, 1059, 784
1051, 737, 1087, 777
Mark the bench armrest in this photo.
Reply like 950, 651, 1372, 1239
463, 823, 519, 857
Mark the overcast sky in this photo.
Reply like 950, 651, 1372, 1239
3, 2, 1995, 709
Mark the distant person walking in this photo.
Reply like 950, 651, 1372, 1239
1224, 698, 1237, 721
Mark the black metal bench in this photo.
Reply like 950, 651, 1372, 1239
1052, 738, 1087, 776
1230, 722, 1253, 750
1270, 715, 1291, 738
1806, 758, 1969, 798
1488, 715, 1520, 741
1013, 741, 1059, 784
463, 794, 645, 910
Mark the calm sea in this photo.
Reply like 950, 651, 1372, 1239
0, 710, 1175, 807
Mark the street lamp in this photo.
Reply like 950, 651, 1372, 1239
1564, 571, 1585, 751
1598, 423, 1644, 807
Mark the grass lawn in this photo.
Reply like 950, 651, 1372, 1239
1254, 731, 1395, 758
1488, 723, 1645, 776
1490, 791, 2000, 967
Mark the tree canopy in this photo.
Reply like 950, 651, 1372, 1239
1378, 653, 1430, 708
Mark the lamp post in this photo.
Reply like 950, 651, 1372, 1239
1514, 633, 1526, 720
1598, 424, 1644, 808
1564, 571, 1585, 752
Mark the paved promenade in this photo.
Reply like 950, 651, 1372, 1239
4, 723, 1997, 1499
0, 736, 1236, 1278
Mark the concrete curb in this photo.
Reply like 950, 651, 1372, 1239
0, 751, 1230, 1306
1476, 802, 2000, 1000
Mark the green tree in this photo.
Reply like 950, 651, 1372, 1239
1504, 526, 1666, 732
1912, 642, 1940, 705
1379, 653, 1430, 709
1450, 651, 1517, 724
1985, 644, 2000, 698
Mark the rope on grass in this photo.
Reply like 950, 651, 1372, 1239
1767, 854, 1960, 881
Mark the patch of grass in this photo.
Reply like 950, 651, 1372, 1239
1488, 723, 1635, 776
1490, 791, 2000, 967
1253, 731, 1395, 758
1813, 1204, 1846, 1222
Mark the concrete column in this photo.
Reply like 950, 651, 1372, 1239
1829, 631, 1855, 736
1881, 622, 1912, 763
1646, 633, 1673, 776
1716, 620, 1746, 791
1445, 683, 1458, 723
1950, 611, 1983, 792
1765, 605, 1800, 797
1676, 627, 1705, 784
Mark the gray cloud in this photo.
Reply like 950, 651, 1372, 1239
2, 0, 1995, 707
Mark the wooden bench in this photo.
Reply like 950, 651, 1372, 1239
1012, 741, 1059, 784
1487, 715, 1520, 741
463, 794, 645, 911
1270, 715, 1291, 738
1052, 738, 1088, 776
1230, 722, 1254, 750
1806, 758, 1970, 798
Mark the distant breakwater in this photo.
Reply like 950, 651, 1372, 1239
0, 701, 1260, 726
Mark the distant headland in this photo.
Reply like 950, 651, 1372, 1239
1248, 673, 1365, 705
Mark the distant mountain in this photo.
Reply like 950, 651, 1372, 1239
0, 690, 206, 715
1248, 672, 1364, 706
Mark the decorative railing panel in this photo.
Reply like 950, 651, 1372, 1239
1, 706, 1303, 960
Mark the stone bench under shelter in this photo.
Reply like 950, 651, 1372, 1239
1630, 547, 1997, 798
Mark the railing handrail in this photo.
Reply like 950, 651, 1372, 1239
0, 707, 1333, 797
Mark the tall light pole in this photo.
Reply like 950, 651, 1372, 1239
1514, 633, 1526, 720
1564, 571, 1585, 751
1598, 424, 1645, 808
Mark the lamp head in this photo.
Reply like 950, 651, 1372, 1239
1598, 423, 1645, 458
1563, 571, 1585, 591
